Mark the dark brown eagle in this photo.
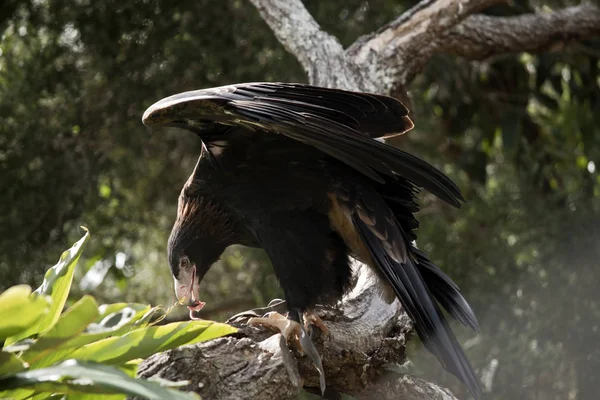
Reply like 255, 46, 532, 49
142, 82, 482, 398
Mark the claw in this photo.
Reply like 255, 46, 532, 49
249, 311, 326, 396
248, 312, 303, 353
304, 310, 330, 338
298, 323, 326, 396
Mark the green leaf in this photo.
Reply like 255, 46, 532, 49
16, 304, 153, 370
66, 304, 153, 347
0, 352, 26, 376
69, 321, 236, 365
22, 296, 99, 368
119, 359, 141, 378
66, 393, 126, 400
88, 303, 153, 333
22, 392, 60, 400
0, 388, 35, 400
0, 359, 199, 400
96, 303, 142, 321
5, 231, 90, 346
0, 285, 50, 341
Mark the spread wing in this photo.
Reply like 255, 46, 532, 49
145, 82, 412, 138
143, 82, 463, 207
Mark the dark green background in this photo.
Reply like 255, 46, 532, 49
1, 1, 598, 399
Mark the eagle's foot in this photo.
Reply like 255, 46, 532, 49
248, 312, 303, 353
248, 309, 326, 396
304, 310, 330, 338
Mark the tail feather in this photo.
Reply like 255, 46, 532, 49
352, 214, 483, 399
414, 249, 480, 333
377, 177, 479, 332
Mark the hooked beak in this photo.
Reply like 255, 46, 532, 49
174, 264, 205, 320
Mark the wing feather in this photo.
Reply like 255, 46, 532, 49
143, 82, 462, 206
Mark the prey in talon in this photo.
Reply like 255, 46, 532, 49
146, 83, 482, 399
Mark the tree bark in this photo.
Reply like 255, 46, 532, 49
137, 1, 600, 398
249, 0, 600, 95
439, 3, 600, 61
137, 262, 457, 400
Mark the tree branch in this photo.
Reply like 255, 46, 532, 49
440, 3, 600, 60
137, 262, 458, 400
352, 0, 505, 86
249, 0, 600, 94
350, 0, 502, 62
247, 0, 350, 87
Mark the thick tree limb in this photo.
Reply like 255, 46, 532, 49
349, 0, 503, 83
440, 3, 600, 60
247, 0, 342, 69
248, 0, 600, 93
247, 0, 354, 88
137, 262, 458, 400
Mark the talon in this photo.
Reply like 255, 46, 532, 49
304, 310, 330, 338
248, 310, 326, 395
248, 312, 304, 354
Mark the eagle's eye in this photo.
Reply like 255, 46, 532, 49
180, 257, 190, 269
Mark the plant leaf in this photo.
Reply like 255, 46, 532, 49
119, 359, 142, 378
5, 230, 90, 346
0, 388, 35, 400
22, 392, 61, 400
0, 285, 50, 341
86, 303, 152, 335
22, 296, 99, 368
17, 304, 156, 370
69, 321, 236, 365
55, 304, 153, 350
0, 359, 199, 400
0, 352, 27, 376
66, 393, 126, 400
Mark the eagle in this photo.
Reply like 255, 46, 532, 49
142, 82, 482, 398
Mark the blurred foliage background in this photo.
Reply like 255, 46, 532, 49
0, 0, 598, 399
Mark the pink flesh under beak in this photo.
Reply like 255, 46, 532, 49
175, 265, 206, 320
187, 301, 206, 320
